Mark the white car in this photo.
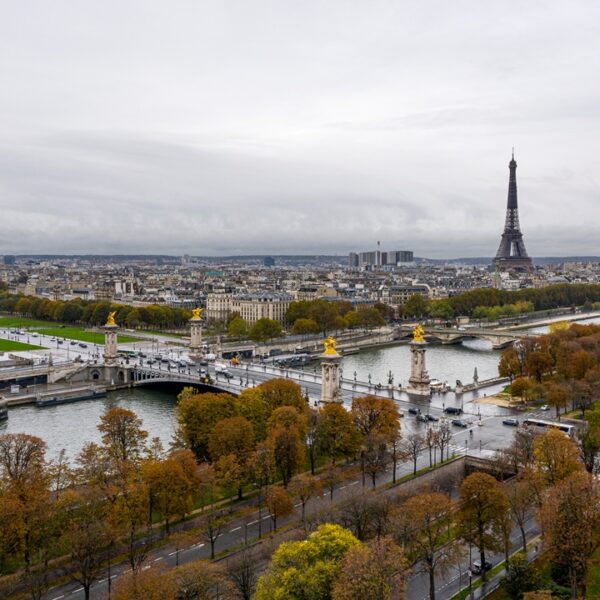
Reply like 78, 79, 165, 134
540, 404, 550, 411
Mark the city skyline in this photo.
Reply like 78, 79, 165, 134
1, 2, 599, 257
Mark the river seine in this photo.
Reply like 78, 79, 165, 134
4, 315, 600, 459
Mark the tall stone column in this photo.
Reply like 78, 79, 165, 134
407, 325, 430, 396
189, 307, 204, 355
103, 312, 119, 366
320, 337, 342, 404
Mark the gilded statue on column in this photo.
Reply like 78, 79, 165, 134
323, 336, 338, 355
191, 307, 204, 320
412, 324, 425, 343
105, 311, 117, 327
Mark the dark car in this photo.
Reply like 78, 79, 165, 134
444, 406, 463, 415
471, 560, 492, 575
79, 343, 87, 348
416, 414, 429, 422
408, 407, 420, 415
502, 418, 519, 427
452, 419, 468, 428
426, 414, 439, 422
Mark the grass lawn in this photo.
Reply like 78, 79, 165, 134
587, 545, 600, 598
0, 339, 45, 351
0, 316, 58, 329
36, 327, 140, 345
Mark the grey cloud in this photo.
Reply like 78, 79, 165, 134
0, 1, 599, 257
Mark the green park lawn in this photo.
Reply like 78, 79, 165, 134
0, 316, 141, 345
0, 339, 45, 351
0, 316, 58, 329
36, 327, 140, 345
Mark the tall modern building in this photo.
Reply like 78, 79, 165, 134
493, 151, 533, 272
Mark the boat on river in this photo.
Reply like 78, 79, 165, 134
36, 389, 106, 408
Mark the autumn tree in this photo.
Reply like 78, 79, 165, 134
176, 392, 238, 460
362, 434, 389, 489
499, 347, 523, 382
457, 472, 510, 581
541, 471, 600, 598
264, 486, 294, 531
226, 545, 260, 600
0, 433, 52, 571
208, 415, 255, 499
112, 565, 176, 600
331, 537, 408, 600
198, 510, 226, 559
251, 442, 275, 538
64, 488, 113, 600
507, 478, 536, 553
400, 491, 457, 600
533, 429, 583, 486
579, 404, 600, 473
267, 417, 305, 487
402, 433, 424, 475
140, 455, 195, 533
98, 407, 148, 464
173, 559, 236, 599
257, 378, 308, 414
289, 473, 323, 523
254, 524, 360, 600
316, 402, 360, 464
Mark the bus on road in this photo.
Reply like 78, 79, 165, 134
522, 418, 576, 438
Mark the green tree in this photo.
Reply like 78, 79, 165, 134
228, 316, 248, 338
254, 523, 360, 600
404, 294, 430, 318
292, 318, 320, 336
249, 318, 283, 342
501, 552, 540, 600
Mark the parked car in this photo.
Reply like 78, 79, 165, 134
79, 343, 87, 348
444, 406, 463, 415
540, 404, 550, 411
408, 407, 420, 415
426, 414, 439, 422
502, 418, 519, 426
416, 414, 429, 422
452, 419, 468, 428
471, 560, 492, 575
70, 341, 77, 346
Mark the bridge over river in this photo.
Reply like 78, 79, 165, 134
397, 325, 533, 349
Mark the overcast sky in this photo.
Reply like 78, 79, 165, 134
1, 1, 599, 258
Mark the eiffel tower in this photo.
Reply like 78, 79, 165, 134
493, 151, 533, 271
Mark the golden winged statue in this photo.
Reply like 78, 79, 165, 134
105, 311, 117, 327
323, 336, 338, 355
412, 324, 425, 343
191, 307, 204, 320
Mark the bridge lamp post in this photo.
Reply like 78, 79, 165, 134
353, 371, 357, 381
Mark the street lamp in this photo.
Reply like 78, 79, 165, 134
353, 370, 357, 381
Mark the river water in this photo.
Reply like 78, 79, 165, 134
4, 315, 600, 459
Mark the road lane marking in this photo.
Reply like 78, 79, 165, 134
168, 551, 177, 556
349, 481, 359, 486
248, 520, 258, 525
294, 503, 302, 508
230, 526, 242, 532
154, 557, 163, 562
51, 596, 65, 600
339, 485, 346, 490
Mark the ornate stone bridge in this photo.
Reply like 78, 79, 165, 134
396, 326, 533, 350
